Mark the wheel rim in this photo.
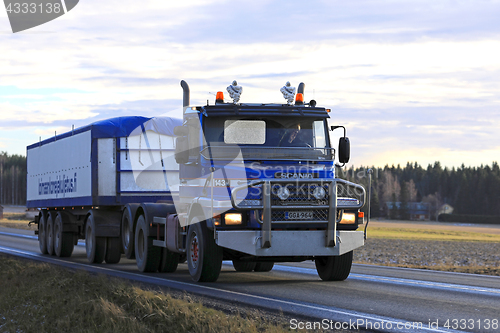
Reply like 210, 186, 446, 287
190, 233, 199, 269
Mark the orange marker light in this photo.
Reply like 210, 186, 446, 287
216, 91, 224, 103
358, 212, 364, 218
295, 93, 304, 104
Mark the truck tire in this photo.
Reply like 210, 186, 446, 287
187, 217, 223, 282
46, 212, 56, 256
158, 247, 180, 273
232, 260, 256, 272
254, 262, 274, 272
121, 208, 135, 259
105, 237, 121, 264
85, 214, 106, 264
315, 251, 353, 281
135, 215, 161, 272
38, 213, 48, 254
54, 213, 74, 257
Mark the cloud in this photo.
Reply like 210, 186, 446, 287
1, 0, 500, 168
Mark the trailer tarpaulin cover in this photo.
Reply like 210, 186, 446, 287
91, 116, 183, 138
27, 116, 183, 150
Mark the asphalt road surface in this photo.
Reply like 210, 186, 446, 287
1, 226, 499, 333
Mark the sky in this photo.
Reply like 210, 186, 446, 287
1, 0, 500, 168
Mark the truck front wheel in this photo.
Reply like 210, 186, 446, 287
232, 260, 256, 272
187, 217, 222, 282
254, 262, 274, 272
315, 251, 353, 281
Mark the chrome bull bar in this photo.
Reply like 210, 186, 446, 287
230, 178, 365, 249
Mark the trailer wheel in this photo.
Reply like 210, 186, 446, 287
254, 262, 274, 272
135, 215, 161, 272
187, 217, 223, 282
105, 237, 121, 264
46, 212, 55, 256
232, 260, 256, 272
85, 215, 105, 264
158, 247, 180, 273
121, 209, 135, 259
315, 251, 353, 281
54, 213, 74, 257
38, 213, 48, 254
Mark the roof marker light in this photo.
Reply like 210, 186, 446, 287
216, 91, 224, 104
295, 93, 304, 105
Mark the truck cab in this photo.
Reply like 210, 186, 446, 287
168, 81, 366, 281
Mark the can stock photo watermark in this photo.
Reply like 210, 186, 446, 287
3, 0, 79, 33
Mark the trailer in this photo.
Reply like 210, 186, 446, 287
28, 80, 366, 282
27, 116, 182, 262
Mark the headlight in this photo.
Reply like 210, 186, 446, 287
276, 186, 290, 200
339, 212, 356, 224
225, 213, 243, 225
312, 186, 326, 200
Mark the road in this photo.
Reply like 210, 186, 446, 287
1, 226, 499, 333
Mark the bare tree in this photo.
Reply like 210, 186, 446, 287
407, 179, 417, 202
381, 171, 401, 203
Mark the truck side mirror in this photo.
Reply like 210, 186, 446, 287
175, 136, 189, 164
174, 126, 188, 136
338, 137, 350, 164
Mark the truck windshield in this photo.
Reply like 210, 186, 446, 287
202, 117, 332, 161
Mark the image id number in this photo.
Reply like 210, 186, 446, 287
444, 319, 498, 330
6, 3, 62, 14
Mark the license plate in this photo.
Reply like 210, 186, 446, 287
285, 211, 314, 220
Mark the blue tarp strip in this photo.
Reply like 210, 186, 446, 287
27, 116, 183, 150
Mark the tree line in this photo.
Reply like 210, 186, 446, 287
337, 161, 500, 219
1, 151, 499, 220
0, 152, 27, 206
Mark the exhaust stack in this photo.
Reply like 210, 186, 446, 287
297, 82, 305, 95
180, 80, 190, 107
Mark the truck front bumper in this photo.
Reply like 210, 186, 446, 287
216, 230, 364, 257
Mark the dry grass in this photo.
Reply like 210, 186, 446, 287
0, 213, 33, 230
366, 227, 500, 242
0, 255, 292, 333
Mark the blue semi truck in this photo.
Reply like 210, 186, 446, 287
27, 80, 366, 282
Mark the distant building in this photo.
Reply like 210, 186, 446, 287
385, 202, 430, 220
